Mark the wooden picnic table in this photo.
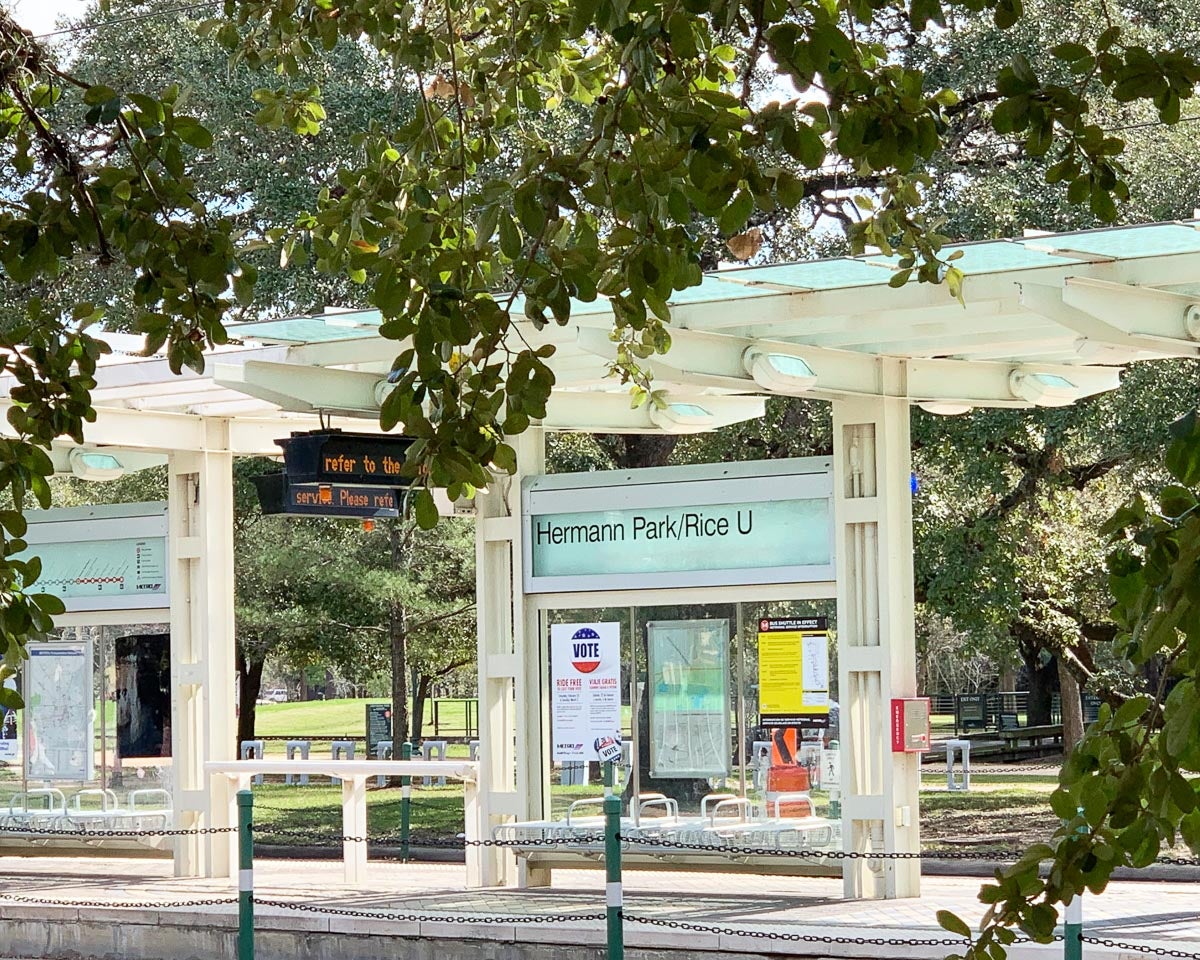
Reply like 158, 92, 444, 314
955, 723, 1064, 760
998, 723, 1062, 747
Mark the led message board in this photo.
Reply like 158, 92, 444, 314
278, 430, 416, 487
252, 472, 401, 519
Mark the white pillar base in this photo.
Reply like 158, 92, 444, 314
833, 391, 921, 899
168, 420, 236, 878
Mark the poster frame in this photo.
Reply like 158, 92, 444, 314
24, 639, 95, 782
19, 503, 169, 613
758, 615, 831, 728
646, 618, 731, 779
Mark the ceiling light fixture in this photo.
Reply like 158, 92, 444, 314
69, 449, 125, 482
648, 401, 715, 433
742, 349, 818, 394
917, 402, 972, 416
1008, 370, 1080, 407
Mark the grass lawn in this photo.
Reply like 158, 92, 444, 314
246, 770, 1072, 853
254, 697, 479, 740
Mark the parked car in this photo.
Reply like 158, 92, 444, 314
263, 688, 289, 703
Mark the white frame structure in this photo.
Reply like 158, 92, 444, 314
8, 218, 1200, 896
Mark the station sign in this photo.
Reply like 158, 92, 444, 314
277, 430, 416, 487
252, 472, 401, 519
522, 458, 835, 593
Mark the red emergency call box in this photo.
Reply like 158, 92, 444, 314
890, 698, 931, 753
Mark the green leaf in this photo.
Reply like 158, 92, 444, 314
498, 211, 522, 260
412, 488, 438, 530
0, 511, 28, 538
0, 686, 21, 710
32, 593, 65, 617
83, 84, 118, 106
1165, 429, 1200, 485
1052, 42, 1091, 62
782, 121, 825, 169
174, 116, 214, 149
937, 910, 972, 939
719, 189, 754, 235
491, 442, 517, 474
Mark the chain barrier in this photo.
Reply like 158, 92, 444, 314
623, 835, 974, 860
253, 898, 605, 924
248, 826, 603, 847
1082, 937, 1200, 959
622, 912, 973, 947
0, 825, 237, 839
8, 820, 1189, 869
241, 826, 1200, 866
0, 892, 238, 909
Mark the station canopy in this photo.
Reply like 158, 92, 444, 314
10, 218, 1200, 462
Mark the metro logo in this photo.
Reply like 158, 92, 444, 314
570, 627, 602, 674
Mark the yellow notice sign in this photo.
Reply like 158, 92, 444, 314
758, 616, 830, 726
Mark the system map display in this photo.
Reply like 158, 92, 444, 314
34, 538, 165, 600
647, 619, 730, 778
26, 642, 93, 782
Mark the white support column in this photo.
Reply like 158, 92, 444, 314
168, 419, 236, 878
474, 427, 548, 887
833, 382, 921, 899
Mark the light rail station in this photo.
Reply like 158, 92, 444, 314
4, 220, 1200, 957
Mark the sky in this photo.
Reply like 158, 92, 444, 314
3, 0, 92, 36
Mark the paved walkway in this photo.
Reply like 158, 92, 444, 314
1, 855, 1197, 958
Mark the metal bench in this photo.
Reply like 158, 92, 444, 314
330, 740, 355, 784
285, 740, 311, 785
240, 740, 266, 785
3, 788, 68, 832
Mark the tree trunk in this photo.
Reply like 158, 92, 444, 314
389, 522, 410, 747
235, 650, 265, 751
412, 674, 434, 744
597, 434, 680, 470
1058, 655, 1084, 752
1024, 654, 1057, 725
999, 665, 1018, 692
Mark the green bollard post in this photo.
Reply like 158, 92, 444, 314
603, 760, 624, 960
237, 789, 254, 960
1064, 807, 1086, 960
400, 741, 412, 862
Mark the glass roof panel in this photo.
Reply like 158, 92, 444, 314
944, 241, 1077, 273
232, 318, 372, 343
722, 258, 895, 290
228, 221, 1200, 345
1020, 223, 1200, 258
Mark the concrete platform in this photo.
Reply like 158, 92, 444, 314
1, 855, 1197, 960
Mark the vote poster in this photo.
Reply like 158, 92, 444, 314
0, 677, 18, 764
758, 616, 830, 727
551, 622, 621, 762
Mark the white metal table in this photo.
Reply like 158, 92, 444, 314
205, 759, 481, 886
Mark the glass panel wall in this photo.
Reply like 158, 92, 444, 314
0, 622, 172, 849
534, 597, 840, 865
